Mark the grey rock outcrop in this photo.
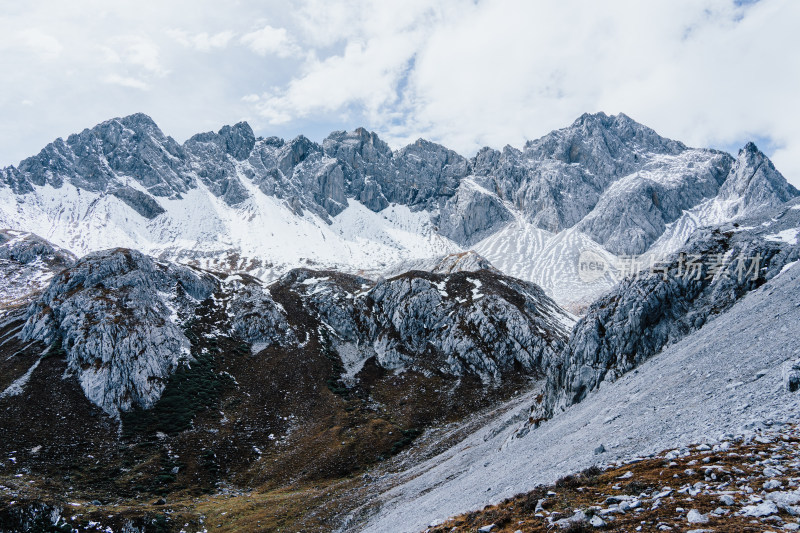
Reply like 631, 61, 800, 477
277, 268, 573, 383
365, 270, 572, 380
218, 122, 256, 161
110, 187, 166, 219
537, 201, 800, 419
323, 128, 394, 211
0, 230, 77, 306
20, 249, 216, 416
227, 277, 296, 348
783, 360, 800, 393
0, 229, 76, 267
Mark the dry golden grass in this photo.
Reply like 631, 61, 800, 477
429, 431, 800, 533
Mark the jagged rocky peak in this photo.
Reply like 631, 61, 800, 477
186, 121, 256, 162
524, 111, 686, 170
323, 126, 393, 166
460, 112, 711, 237
718, 142, 799, 211
14, 112, 191, 197
20, 248, 217, 416
218, 121, 256, 160
278, 134, 323, 175
390, 138, 469, 207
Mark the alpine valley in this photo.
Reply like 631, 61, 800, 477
2, 112, 800, 532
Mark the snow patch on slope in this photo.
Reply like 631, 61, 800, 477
474, 222, 620, 313
0, 175, 460, 284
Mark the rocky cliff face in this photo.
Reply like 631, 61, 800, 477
267, 266, 574, 384
20, 249, 216, 415
536, 200, 800, 419
575, 149, 732, 255
469, 113, 712, 236
366, 270, 573, 380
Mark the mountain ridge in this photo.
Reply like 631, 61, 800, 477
1, 112, 796, 312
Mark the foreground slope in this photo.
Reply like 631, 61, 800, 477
431, 424, 800, 532
356, 258, 800, 532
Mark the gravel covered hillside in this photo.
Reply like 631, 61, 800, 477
356, 257, 800, 533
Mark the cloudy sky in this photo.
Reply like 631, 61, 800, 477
1, 0, 799, 185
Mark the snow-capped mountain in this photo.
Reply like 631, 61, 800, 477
2, 112, 796, 311
646, 142, 800, 261
2, 112, 800, 532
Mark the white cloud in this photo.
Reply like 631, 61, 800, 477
113, 36, 167, 75
253, 34, 418, 124
102, 74, 150, 91
17, 29, 63, 60
168, 29, 235, 52
240, 25, 298, 58
0, 0, 798, 188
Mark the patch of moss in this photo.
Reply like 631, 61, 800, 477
390, 428, 421, 455
121, 348, 230, 436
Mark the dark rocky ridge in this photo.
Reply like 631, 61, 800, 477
0, 239, 573, 532
14, 242, 572, 417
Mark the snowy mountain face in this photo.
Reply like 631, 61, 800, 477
645, 142, 800, 261
2, 112, 795, 311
